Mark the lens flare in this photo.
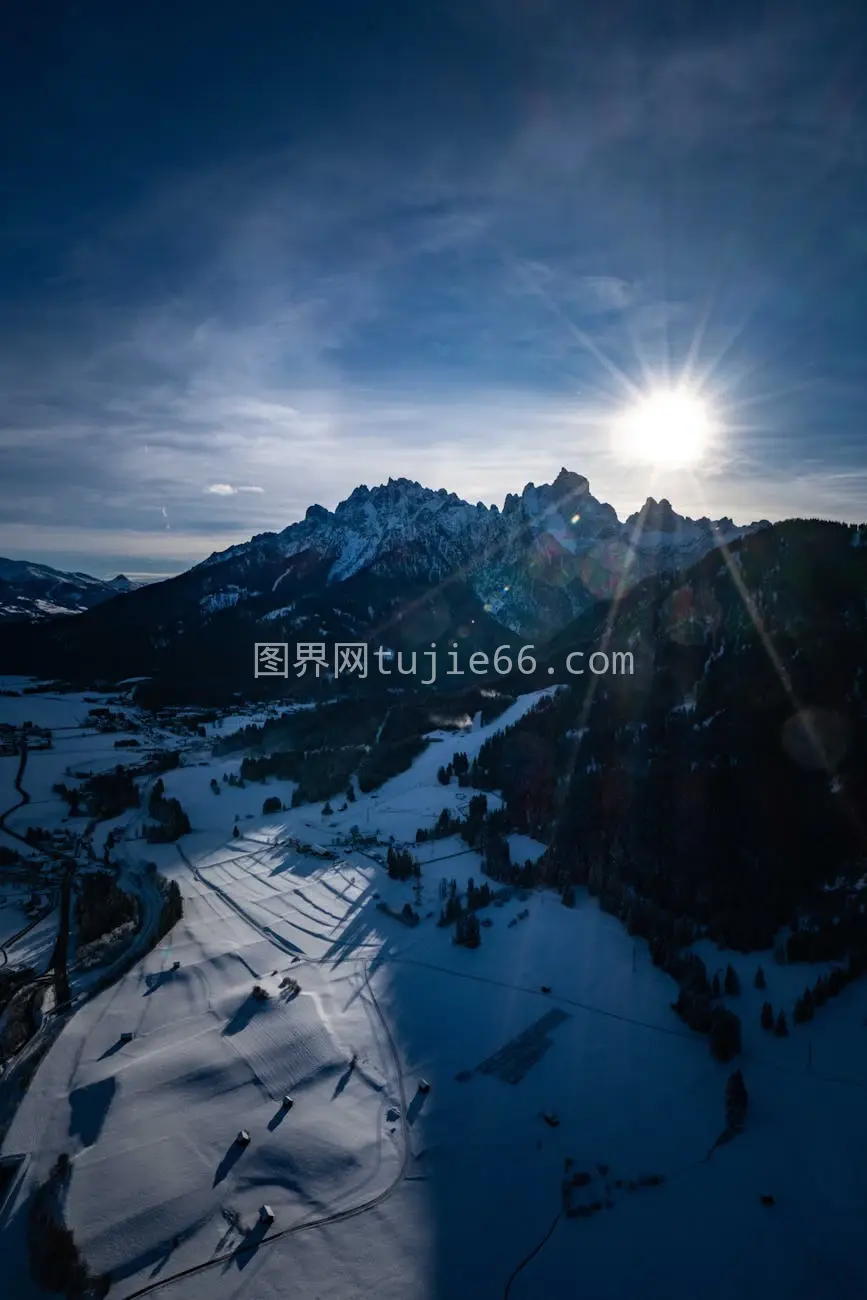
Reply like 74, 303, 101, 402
613, 388, 711, 468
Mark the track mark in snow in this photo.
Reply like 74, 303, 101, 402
503, 1211, 561, 1299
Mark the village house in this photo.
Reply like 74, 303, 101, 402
0, 722, 52, 755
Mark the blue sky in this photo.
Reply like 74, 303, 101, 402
1, 0, 866, 577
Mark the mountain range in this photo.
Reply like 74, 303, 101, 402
0, 558, 144, 623
200, 468, 765, 623
0, 469, 771, 695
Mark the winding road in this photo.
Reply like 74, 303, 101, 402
0, 736, 51, 970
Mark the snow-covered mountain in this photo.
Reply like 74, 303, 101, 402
0, 558, 143, 623
0, 470, 770, 689
200, 469, 768, 638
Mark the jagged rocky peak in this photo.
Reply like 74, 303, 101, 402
307, 477, 470, 526
516, 468, 620, 536
551, 467, 591, 501
304, 503, 330, 523
629, 496, 682, 533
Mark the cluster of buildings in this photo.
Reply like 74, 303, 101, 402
0, 721, 53, 756
86, 706, 138, 734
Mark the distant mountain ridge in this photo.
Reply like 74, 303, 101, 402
0, 557, 146, 623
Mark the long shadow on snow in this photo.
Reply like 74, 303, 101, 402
98, 1038, 127, 1060
69, 1076, 117, 1147
213, 1140, 246, 1187
143, 970, 173, 995
322, 906, 384, 968
317, 876, 377, 914
232, 1218, 270, 1270
331, 1060, 356, 1099
342, 943, 391, 1012
290, 887, 345, 924
270, 856, 317, 878
407, 1090, 428, 1127
149, 1236, 180, 1279
221, 995, 265, 1037
105, 1222, 210, 1289
267, 1106, 289, 1132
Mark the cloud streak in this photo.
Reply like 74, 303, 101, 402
204, 484, 264, 495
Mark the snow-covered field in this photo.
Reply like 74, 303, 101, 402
2, 684, 867, 1299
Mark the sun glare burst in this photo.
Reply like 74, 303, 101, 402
613, 389, 712, 469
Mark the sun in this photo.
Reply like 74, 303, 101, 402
612, 388, 711, 469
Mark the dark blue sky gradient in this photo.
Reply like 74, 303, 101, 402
1, 0, 866, 575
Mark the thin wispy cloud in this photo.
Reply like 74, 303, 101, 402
204, 484, 264, 496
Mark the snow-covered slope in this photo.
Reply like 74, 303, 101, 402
2, 687, 866, 1300
0, 558, 144, 623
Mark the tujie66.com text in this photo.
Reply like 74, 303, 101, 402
254, 642, 634, 684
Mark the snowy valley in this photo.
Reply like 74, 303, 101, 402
1, 675, 866, 1300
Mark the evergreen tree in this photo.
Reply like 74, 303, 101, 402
232, 825, 240, 839
760, 1001, 774, 1030
709, 1009, 742, 1062
322, 800, 333, 816
725, 1068, 749, 1130
387, 846, 415, 881
712, 972, 721, 999
148, 777, 165, 816
754, 966, 766, 989
724, 963, 741, 996
794, 987, 814, 1023
774, 1008, 789, 1037
346, 784, 355, 802
467, 793, 488, 821
455, 910, 481, 948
